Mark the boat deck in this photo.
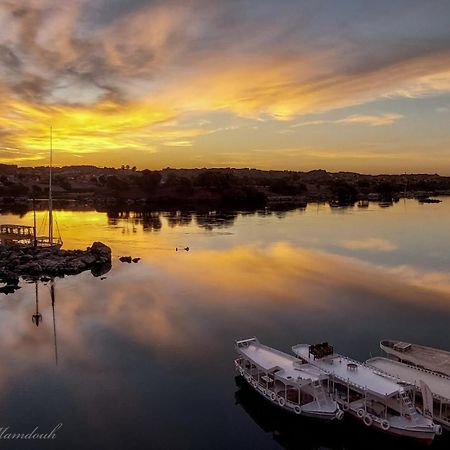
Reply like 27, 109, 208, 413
367, 357, 450, 401
292, 344, 402, 397
381, 340, 450, 377
237, 341, 324, 383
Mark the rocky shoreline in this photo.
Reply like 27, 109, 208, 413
0, 242, 112, 294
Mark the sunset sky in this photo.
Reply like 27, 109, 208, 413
1, 0, 450, 173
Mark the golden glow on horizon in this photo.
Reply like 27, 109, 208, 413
0, 98, 174, 156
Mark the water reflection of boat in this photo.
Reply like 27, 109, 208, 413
234, 338, 343, 421
367, 357, 450, 431
31, 279, 59, 366
31, 281, 43, 327
380, 340, 450, 378
50, 279, 59, 366
292, 343, 440, 444
234, 376, 444, 450
234, 376, 343, 450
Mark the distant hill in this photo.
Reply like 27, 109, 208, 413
0, 164, 449, 210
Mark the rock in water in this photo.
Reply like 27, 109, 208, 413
0, 242, 113, 290
90, 242, 112, 264
119, 256, 132, 263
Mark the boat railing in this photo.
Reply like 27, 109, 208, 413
235, 337, 257, 349
366, 359, 450, 403
331, 369, 391, 396
293, 346, 369, 369
237, 340, 324, 381
258, 342, 309, 364
235, 359, 319, 407
364, 361, 412, 385
235, 358, 313, 405
322, 353, 410, 393
372, 358, 450, 383
35, 236, 64, 247
295, 347, 415, 399
334, 353, 371, 369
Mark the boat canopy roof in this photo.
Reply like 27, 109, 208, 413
380, 340, 450, 377
292, 344, 403, 397
367, 357, 450, 402
236, 338, 324, 384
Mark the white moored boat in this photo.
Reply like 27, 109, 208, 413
380, 340, 450, 377
291, 342, 441, 444
234, 338, 343, 421
367, 356, 450, 432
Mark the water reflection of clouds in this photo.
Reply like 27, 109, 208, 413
1, 204, 449, 448
3, 243, 450, 362
338, 238, 397, 252
146, 243, 450, 309
3, 243, 449, 381
0, 242, 449, 450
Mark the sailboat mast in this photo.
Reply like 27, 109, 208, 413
33, 197, 37, 247
49, 126, 53, 246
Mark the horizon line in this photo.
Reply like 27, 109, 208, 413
1, 163, 448, 177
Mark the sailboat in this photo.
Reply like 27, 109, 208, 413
0, 127, 62, 247
34, 126, 63, 248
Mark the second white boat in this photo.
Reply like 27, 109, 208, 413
292, 342, 441, 444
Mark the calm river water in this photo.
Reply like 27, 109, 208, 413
0, 199, 449, 449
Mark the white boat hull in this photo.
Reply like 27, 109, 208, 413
343, 407, 436, 444
235, 360, 340, 422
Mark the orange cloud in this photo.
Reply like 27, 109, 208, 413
292, 113, 403, 128
1, 1, 450, 168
